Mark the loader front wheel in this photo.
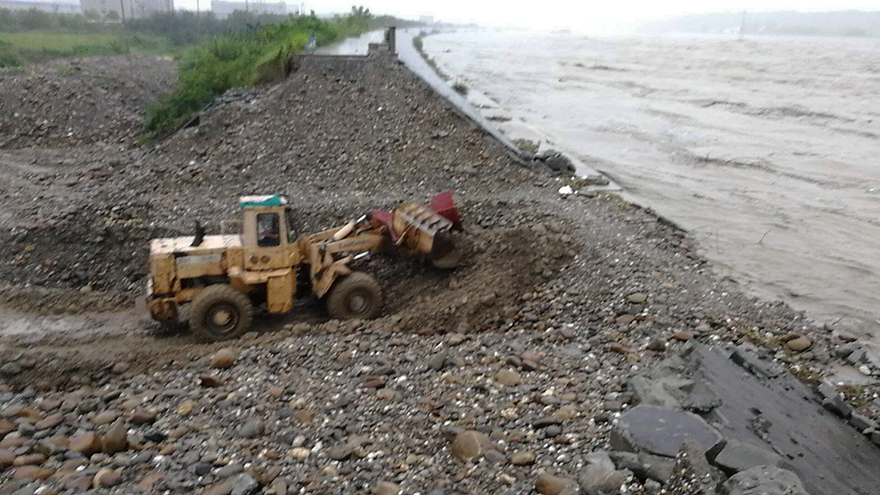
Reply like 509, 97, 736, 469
190, 285, 253, 342
326, 273, 382, 321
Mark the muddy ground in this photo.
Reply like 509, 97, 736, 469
0, 49, 878, 495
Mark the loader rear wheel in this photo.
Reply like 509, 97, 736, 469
190, 285, 253, 342
326, 272, 382, 321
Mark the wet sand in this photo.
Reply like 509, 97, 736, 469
422, 30, 880, 348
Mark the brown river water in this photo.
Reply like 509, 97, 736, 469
420, 29, 880, 348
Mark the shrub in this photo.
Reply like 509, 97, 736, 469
0, 52, 23, 68
144, 15, 379, 135
19, 9, 54, 30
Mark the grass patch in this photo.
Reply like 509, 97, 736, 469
0, 31, 121, 51
837, 384, 868, 407
452, 81, 469, 96
514, 138, 540, 154
0, 30, 173, 65
0, 51, 23, 68
144, 14, 383, 136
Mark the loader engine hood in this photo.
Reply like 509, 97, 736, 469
148, 235, 242, 297
150, 235, 242, 256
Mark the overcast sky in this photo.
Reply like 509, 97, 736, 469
173, 1, 880, 33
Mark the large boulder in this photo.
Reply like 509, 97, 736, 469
211, 349, 236, 369
611, 406, 723, 458
450, 430, 492, 462
102, 420, 128, 454
578, 451, 631, 495
536, 150, 576, 174
69, 432, 102, 456
536, 473, 579, 495
722, 466, 808, 495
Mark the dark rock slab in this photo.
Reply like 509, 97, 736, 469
730, 345, 782, 379
849, 413, 877, 432
628, 375, 681, 409
638, 452, 676, 483
608, 451, 655, 482
692, 344, 880, 495
712, 440, 781, 475
822, 395, 853, 419
611, 405, 723, 458
679, 378, 722, 413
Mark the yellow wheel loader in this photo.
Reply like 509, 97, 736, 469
146, 192, 462, 341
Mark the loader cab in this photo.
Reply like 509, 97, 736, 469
239, 195, 295, 270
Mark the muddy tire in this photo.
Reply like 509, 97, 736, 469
190, 285, 253, 342
326, 272, 382, 320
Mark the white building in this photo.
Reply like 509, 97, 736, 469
0, 0, 80, 13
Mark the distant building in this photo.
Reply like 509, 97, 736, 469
0, 0, 80, 14
211, 0, 285, 18
419, 15, 434, 24
80, 0, 173, 19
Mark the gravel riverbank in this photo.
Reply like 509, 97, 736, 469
0, 46, 878, 494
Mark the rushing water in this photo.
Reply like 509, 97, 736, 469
420, 29, 880, 347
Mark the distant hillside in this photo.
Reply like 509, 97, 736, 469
640, 10, 880, 37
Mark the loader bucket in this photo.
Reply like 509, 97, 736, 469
430, 190, 462, 228
430, 230, 461, 269
391, 202, 461, 269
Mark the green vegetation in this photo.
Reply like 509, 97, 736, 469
144, 9, 398, 136
0, 6, 419, 136
0, 9, 315, 67
0, 30, 171, 65
0, 7, 395, 67
514, 138, 540, 154
837, 384, 868, 407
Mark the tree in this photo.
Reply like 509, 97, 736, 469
20, 8, 54, 29
84, 9, 101, 21
350, 5, 371, 18
105, 10, 120, 21
0, 9, 13, 30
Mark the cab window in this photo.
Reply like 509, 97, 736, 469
256, 213, 280, 247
